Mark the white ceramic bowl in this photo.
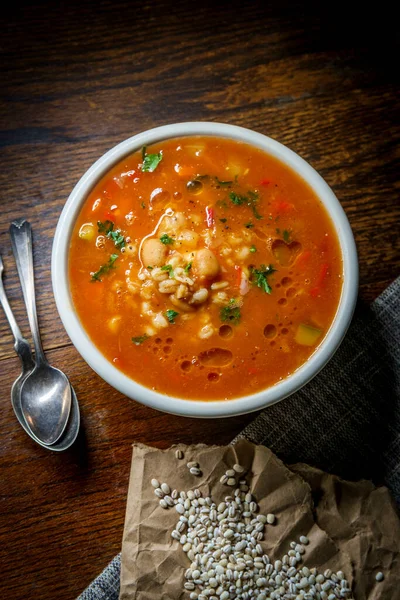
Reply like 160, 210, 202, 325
52, 122, 358, 418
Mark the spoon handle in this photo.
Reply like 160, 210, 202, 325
9, 219, 47, 367
0, 255, 35, 372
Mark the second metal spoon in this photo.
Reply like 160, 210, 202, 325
10, 219, 71, 445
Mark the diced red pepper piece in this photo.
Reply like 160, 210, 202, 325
234, 265, 242, 287
317, 262, 329, 285
310, 262, 329, 297
205, 206, 214, 227
271, 199, 294, 215
103, 210, 115, 221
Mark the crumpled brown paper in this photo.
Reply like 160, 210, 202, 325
119, 441, 400, 599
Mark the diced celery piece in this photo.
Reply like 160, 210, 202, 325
295, 323, 322, 346
226, 162, 242, 177
79, 223, 95, 241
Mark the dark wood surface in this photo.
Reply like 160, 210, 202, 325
0, 1, 399, 598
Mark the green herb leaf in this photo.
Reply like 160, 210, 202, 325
161, 264, 174, 277
97, 220, 114, 235
229, 191, 262, 220
245, 221, 254, 229
141, 147, 163, 172
215, 176, 233, 187
220, 299, 241, 325
91, 254, 119, 282
219, 218, 227, 224
250, 245, 257, 253
147, 266, 153, 270
160, 234, 174, 245
165, 309, 179, 324
97, 220, 125, 249
229, 192, 246, 206
141, 201, 146, 209
248, 191, 263, 220
184, 262, 192, 273
249, 264, 277, 294
108, 229, 125, 249
283, 229, 291, 243
132, 334, 149, 345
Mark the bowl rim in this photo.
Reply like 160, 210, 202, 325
52, 121, 358, 418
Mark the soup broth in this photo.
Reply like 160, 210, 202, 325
69, 137, 343, 400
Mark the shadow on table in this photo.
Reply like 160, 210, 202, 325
239, 292, 400, 505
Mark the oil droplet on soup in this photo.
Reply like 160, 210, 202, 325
68, 136, 343, 400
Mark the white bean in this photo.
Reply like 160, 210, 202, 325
141, 238, 167, 267
178, 229, 199, 248
194, 248, 220, 279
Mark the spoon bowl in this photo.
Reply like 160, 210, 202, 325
13, 380, 80, 452
19, 363, 72, 445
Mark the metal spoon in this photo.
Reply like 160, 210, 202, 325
9, 219, 72, 445
0, 254, 80, 451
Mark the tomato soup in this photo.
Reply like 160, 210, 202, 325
69, 137, 343, 400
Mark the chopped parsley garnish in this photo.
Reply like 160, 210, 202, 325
283, 229, 291, 243
161, 264, 174, 276
108, 230, 125, 248
141, 201, 146, 209
229, 192, 246, 206
147, 265, 153, 270
160, 234, 174, 245
97, 220, 114, 235
215, 176, 233, 187
184, 262, 192, 273
220, 299, 241, 325
245, 221, 254, 229
91, 254, 119, 282
97, 220, 125, 249
250, 245, 257, 253
249, 264, 277, 294
219, 218, 227, 223
141, 146, 163, 172
194, 175, 234, 187
229, 191, 262, 220
132, 334, 149, 345
165, 309, 179, 324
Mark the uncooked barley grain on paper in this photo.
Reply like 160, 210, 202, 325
150, 460, 367, 600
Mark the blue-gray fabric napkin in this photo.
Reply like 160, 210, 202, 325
79, 276, 400, 600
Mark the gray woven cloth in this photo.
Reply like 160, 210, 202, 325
78, 276, 400, 600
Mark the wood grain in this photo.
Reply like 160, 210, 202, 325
0, 1, 399, 598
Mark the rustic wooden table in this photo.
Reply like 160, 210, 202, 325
0, 2, 398, 598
